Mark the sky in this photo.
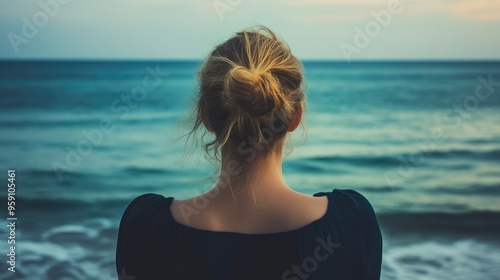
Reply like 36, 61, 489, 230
0, 0, 499, 60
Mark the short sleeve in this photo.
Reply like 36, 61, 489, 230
115, 193, 162, 279
333, 189, 383, 280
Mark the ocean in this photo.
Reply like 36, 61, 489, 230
0, 60, 499, 279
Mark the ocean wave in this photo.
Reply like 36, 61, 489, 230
9, 197, 93, 211
122, 166, 176, 175
18, 166, 192, 183
23, 168, 86, 178
308, 154, 400, 166
432, 184, 500, 195
42, 218, 113, 242
0, 238, 115, 280
378, 211, 500, 234
0, 113, 179, 128
300, 149, 500, 168
357, 184, 500, 195
383, 239, 500, 280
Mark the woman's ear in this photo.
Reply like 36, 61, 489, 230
288, 102, 302, 132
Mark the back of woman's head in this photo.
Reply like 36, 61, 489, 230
191, 26, 304, 162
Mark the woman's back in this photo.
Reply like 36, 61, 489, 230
116, 26, 382, 279
116, 189, 382, 279
170, 187, 328, 234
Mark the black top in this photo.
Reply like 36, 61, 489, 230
116, 189, 382, 280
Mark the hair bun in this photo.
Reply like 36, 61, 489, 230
225, 66, 285, 118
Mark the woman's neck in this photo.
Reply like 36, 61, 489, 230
209, 148, 292, 205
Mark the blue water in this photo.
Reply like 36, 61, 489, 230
0, 61, 499, 279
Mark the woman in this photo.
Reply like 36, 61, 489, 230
116, 26, 382, 279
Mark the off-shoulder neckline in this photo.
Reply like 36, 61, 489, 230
162, 190, 336, 237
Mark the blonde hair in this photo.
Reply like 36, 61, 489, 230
189, 26, 304, 165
